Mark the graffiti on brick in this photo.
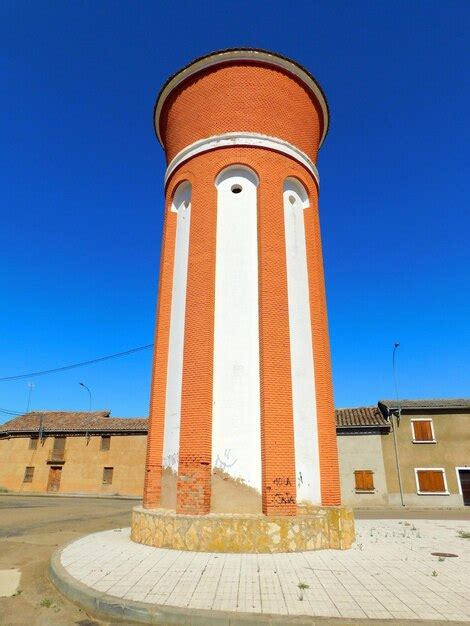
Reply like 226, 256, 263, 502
273, 493, 296, 505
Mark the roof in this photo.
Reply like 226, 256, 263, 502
379, 399, 470, 411
0, 411, 148, 436
335, 406, 389, 429
154, 47, 330, 148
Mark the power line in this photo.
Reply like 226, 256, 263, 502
0, 344, 154, 382
0, 407, 23, 416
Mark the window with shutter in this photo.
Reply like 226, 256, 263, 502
416, 469, 447, 494
354, 470, 374, 492
100, 436, 111, 451
23, 466, 34, 483
29, 437, 38, 450
411, 419, 435, 442
102, 467, 114, 485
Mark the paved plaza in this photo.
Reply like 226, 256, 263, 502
56, 518, 470, 623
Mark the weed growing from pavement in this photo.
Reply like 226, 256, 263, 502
40, 598, 53, 608
457, 529, 470, 539
438, 556, 445, 562
297, 582, 309, 601
432, 571, 438, 577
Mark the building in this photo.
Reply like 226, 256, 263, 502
2, 399, 467, 507
379, 399, 470, 507
143, 48, 341, 521
0, 411, 147, 496
336, 406, 391, 507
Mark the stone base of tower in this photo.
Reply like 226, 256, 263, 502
130, 506, 355, 553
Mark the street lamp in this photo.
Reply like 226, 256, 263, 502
79, 382, 92, 412
391, 343, 405, 507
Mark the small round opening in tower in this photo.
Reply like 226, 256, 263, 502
231, 184, 242, 194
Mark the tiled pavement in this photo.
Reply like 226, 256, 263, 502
59, 519, 470, 621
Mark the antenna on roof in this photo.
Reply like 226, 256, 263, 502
26, 382, 35, 413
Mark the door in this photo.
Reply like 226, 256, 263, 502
458, 469, 470, 506
47, 466, 62, 492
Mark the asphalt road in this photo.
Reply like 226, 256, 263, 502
0, 495, 468, 625
0, 495, 135, 625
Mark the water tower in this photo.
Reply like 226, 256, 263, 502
132, 49, 354, 552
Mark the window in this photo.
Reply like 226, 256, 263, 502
100, 436, 111, 451
415, 469, 448, 494
411, 419, 435, 443
23, 467, 34, 483
102, 467, 113, 485
354, 470, 374, 492
29, 437, 38, 450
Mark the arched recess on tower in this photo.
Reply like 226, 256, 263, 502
283, 177, 321, 505
163, 181, 192, 480
212, 166, 262, 505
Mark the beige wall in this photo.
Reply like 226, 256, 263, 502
337, 433, 389, 507
382, 411, 469, 507
0, 434, 146, 496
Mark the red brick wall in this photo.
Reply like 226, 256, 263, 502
159, 63, 324, 164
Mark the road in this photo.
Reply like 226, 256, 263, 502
0, 495, 468, 625
0, 495, 135, 625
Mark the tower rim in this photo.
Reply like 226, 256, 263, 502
154, 48, 330, 150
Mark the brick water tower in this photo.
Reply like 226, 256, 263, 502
132, 49, 354, 552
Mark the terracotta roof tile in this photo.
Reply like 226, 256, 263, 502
0, 411, 148, 435
379, 398, 470, 411
335, 406, 389, 428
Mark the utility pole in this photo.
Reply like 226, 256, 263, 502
391, 342, 405, 507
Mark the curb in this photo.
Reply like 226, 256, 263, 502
49, 544, 466, 626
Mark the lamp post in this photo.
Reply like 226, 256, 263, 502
79, 382, 92, 412
391, 343, 405, 507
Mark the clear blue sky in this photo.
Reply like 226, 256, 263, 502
1, 1, 469, 421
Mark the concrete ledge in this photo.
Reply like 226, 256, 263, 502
131, 505, 355, 553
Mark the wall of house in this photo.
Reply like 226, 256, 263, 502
337, 432, 389, 507
381, 411, 469, 507
0, 434, 146, 496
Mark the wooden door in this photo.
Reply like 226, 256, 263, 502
458, 469, 470, 506
47, 466, 62, 492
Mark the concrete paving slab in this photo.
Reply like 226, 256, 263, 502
50, 519, 470, 623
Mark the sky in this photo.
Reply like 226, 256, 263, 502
1, 1, 469, 421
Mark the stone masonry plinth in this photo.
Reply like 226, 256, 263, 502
131, 505, 355, 553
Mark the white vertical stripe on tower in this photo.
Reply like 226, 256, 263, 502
162, 182, 191, 472
212, 167, 261, 490
283, 178, 321, 504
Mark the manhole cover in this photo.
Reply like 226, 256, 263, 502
431, 552, 458, 558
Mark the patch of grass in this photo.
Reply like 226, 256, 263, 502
13, 589, 22, 596
457, 529, 470, 539
0, 486, 9, 493
40, 598, 53, 608
297, 581, 310, 601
